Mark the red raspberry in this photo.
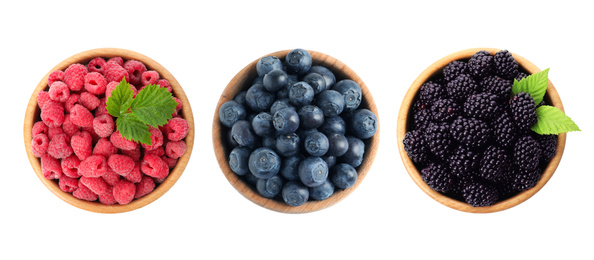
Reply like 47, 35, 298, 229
140, 154, 169, 179
123, 162, 142, 183
93, 114, 114, 138
108, 57, 124, 66
98, 185, 117, 205
157, 79, 172, 93
87, 57, 106, 74
41, 154, 62, 180
82, 126, 101, 144
121, 145, 141, 162
110, 131, 137, 150
93, 138, 118, 158
134, 175, 155, 199
103, 61, 129, 83
79, 155, 108, 178
101, 169, 120, 186
64, 63, 87, 91
108, 154, 135, 175
161, 156, 178, 169
62, 115, 80, 137
165, 117, 189, 141
123, 60, 147, 86
173, 97, 182, 112
84, 72, 107, 95
37, 91, 50, 109
40, 102, 65, 128
61, 154, 81, 178
145, 146, 165, 157
73, 182, 97, 201
71, 130, 92, 161
95, 97, 108, 117
31, 133, 49, 157
141, 70, 159, 86
48, 81, 70, 102
64, 94, 80, 114
59, 175, 79, 193
32, 121, 48, 136
48, 70, 65, 87
165, 140, 186, 159
141, 127, 163, 151
47, 133, 73, 159
48, 127, 64, 140
113, 179, 135, 205
80, 176, 108, 195
79, 92, 100, 111
105, 81, 118, 98
69, 104, 94, 128
153, 176, 166, 184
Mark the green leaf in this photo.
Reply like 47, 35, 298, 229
116, 113, 152, 145
512, 68, 549, 106
106, 78, 134, 117
532, 105, 581, 135
130, 84, 177, 127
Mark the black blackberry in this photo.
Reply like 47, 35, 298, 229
421, 162, 452, 193
431, 98, 460, 122
491, 111, 518, 148
446, 74, 479, 102
478, 145, 510, 181
413, 108, 432, 130
493, 166, 516, 199
463, 180, 499, 207
447, 146, 480, 178
418, 81, 445, 105
480, 75, 513, 102
511, 167, 541, 192
463, 92, 500, 122
534, 134, 557, 164
413, 99, 428, 112
425, 122, 455, 160
449, 174, 477, 200
443, 60, 469, 83
515, 72, 529, 81
513, 136, 542, 171
468, 50, 495, 80
509, 92, 537, 132
449, 117, 492, 149
403, 130, 429, 165
493, 50, 519, 80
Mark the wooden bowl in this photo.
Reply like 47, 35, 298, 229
24, 48, 195, 213
213, 50, 380, 213
397, 48, 566, 213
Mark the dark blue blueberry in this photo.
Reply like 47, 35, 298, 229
231, 120, 257, 147
233, 91, 247, 106
331, 163, 358, 189
248, 147, 281, 179
297, 128, 319, 149
228, 146, 251, 176
261, 136, 276, 148
227, 129, 239, 148
285, 48, 312, 75
245, 171, 259, 185
288, 82, 315, 107
282, 181, 309, 207
245, 84, 275, 112
315, 90, 345, 117
270, 99, 294, 115
309, 179, 335, 201
298, 156, 329, 187
333, 79, 362, 112
251, 112, 275, 137
219, 100, 246, 128
263, 69, 290, 92
298, 105, 324, 130
326, 133, 349, 157
256, 175, 284, 199
252, 76, 264, 86
303, 72, 327, 94
273, 107, 300, 134
318, 116, 346, 135
280, 155, 304, 181
307, 65, 336, 89
348, 109, 378, 140
304, 132, 329, 157
276, 86, 289, 99
275, 133, 300, 157
322, 155, 337, 169
339, 136, 365, 167
256, 56, 283, 77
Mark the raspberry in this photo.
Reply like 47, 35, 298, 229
79, 155, 108, 178
84, 72, 107, 95
113, 180, 136, 205
153, 176, 167, 184
80, 176, 108, 196
463, 92, 500, 121
145, 146, 165, 157
431, 98, 460, 122
447, 147, 479, 178
95, 97, 109, 117
480, 75, 513, 103
48, 81, 70, 102
165, 117, 189, 141
418, 81, 445, 106
123, 163, 142, 183
79, 92, 100, 111
165, 140, 187, 159
62, 115, 80, 137
72, 182, 98, 201
425, 122, 454, 160
37, 91, 50, 109
48, 70, 65, 87
141, 70, 159, 86
468, 50, 494, 80
48, 126, 64, 140
157, 79, 173, 93
103, 61, 129, 83
82, 126, 100, 144
32, 121, 48, 136
47, 133, 73, 159
87, 57, 107, 74
161, 156, 178, 169
403, 130, 429, 165
534, 134, 557, 164
141, 127, 163, 151
134, 176, 155, 199
478, 145, 510, 181
123, 59, 147, 86
98, 185, 117, 205
141, 154, 169, 179
64, 63, 87, 91
509, 92, 537, 133
121, 145, 142, 162
71, 130, 93, 161
40, 102, 65, 128
59, 176, 79, 193
64, 94, 80, 114
511, 167, 540, 191
93, 114, 115, 138
108, 57, 124, 66
108, 154, 135, 175
443, 60, 469, 83
494, 50, 519, 80
446, 74, 478, 102
61, 154, 81, 178
463, 180, 499, 207
492, 111, 518, 148
172, 97, 182, 116
101, 169, 121, 186
421, 163, 452, 193
513, 136, 542, 171
31, 133, 49, 157
41, 154, 62, 180
110, 131, 137, 150
70, 104, 94, 128
450, 117, 492, 149
105, 81, 119, 98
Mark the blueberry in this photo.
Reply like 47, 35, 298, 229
256, 56, 283, 77
276, 86, 290, 99
333, 79, 362, 112
251, 112, 275, 137
288, 82, 315, 107
275, 133, 300, 157
280, 155, 304, 181
303, 72, 327, 94
252, 76, 264, 86
233, 91, 248, 106
322, 155, 337, 169
256, 175, 284, 199
231, 120, 258, 147
219, 101, 246, 128
307, 65, 336, 89
261, 136, 276, 148
304, 132, 329, 157
273, 107, 300, 134
348, 109, 378, 139
318, 116, 346, 135
246, 84, 275, 112
331, 163, 358, 189
296, 128, 319, 147
298, 105, 324, 130
298, 156, 329, 187
282, 181, 309, 207
263, 69, 289, 92
326, 133, 349, 157
285, 48, 312, 75
226, 130, 239, 148
270, 99, 294, 115
248, 147, 281, 179
309, 179, 335, 201
228, 146, 251, 176
339, 136, 365, 167
315, 90, 345, 117
245, 171, 259, 185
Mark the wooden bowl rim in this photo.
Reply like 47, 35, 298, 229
213, 49, 380, 213
397, 47, 566, 213
24, 48, 195, 214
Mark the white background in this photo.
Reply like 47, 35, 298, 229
1, 0, 592, 259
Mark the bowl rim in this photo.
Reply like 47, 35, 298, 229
397, 47, 567, 213
24, 48, 195, 214
212, 49, 380, 213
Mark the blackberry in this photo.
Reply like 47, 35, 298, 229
509, 92, 537, 132
534, 134, 557, 164
515, 72, 529, 81
413, 108, 432, 130
449, 174, 477, 200
463, 180, 499, 207
449, 117, 491, 149
478, 145, 510, 181
447, 147, 479, 178
468, 50, 495, 80
493, 50, 519, 79
493, 166, 516, 199
421, 163, 452, 193
443, 60, 469, 83
431, 98, 460, 122
418, 81, 445, 105
412, 99, 429, 112
463, 92, 500, 122
480, 75, 513, 102
511, 167, 541, 192
425, 122, 455, 160
403, 130, 429, 165
446, 74, 479, 102
491, 111, 518, 148
513, 136, 542, 171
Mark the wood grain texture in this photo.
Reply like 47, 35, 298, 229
24, 48, 194, 213
213, 50, 380, 213
397, 48, 566, 213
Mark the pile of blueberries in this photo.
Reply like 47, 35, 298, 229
219, 49, 378, 207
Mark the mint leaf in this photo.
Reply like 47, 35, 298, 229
116, 113, 152, 145
106, 78, 134, 117
130, 84, 177, 127
512, 68, 549, 106
532, 105, 581, 135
